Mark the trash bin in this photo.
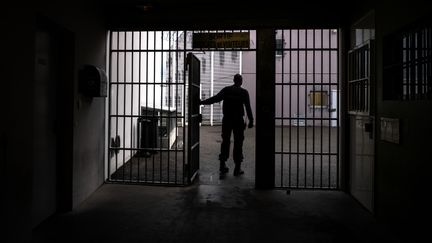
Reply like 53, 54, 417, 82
137, 117, 158, 157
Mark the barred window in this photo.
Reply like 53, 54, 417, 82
384, 17, 432, 100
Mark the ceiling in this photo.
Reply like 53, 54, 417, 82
102, 0, 374, 29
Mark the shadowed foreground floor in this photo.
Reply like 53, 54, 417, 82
32, 126, 403, 242
32, 183, 399, 243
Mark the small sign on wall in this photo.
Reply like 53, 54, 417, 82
192, 33, 250, 49
380, 117, 400, 144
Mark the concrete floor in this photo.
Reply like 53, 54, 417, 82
32, 184, 399, 243
32, 126, 401, 242
110, 125, 339, 188
109, 125, 256, 186
198, 125, 256, 187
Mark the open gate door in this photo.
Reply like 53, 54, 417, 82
187, 53, 201, 183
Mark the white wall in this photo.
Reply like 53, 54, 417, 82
242, 51, 257, 121
109, 31, 175, 175
274, 29, 339, 127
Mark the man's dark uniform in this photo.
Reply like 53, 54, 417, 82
200, 75, 253, 175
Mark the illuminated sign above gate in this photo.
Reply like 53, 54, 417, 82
192, 32, 250, 49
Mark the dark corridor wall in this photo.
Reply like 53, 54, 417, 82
374, 0, 432, 233
1, 0, 106, 241
36, 0, 107, 210
347, 0, 432, 237
1, 0, 431, 241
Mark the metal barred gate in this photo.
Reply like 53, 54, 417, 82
107, 30, 254, 185
108, 31, 192, 185
275, 29, 340, 189
106, 29, 339, 188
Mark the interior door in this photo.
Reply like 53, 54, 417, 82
348, 41, 375, 213
33, 26, 58, 227
187, 53, 201, 183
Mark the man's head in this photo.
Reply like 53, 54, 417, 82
233, 74, 243, 86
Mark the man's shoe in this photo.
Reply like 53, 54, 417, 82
233, 166, 244, 176
219, 161, 229, 174
220, 166, 229, 174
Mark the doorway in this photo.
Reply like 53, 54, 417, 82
196, 49, 256, 187
106, 29, 342, 189
274, 29, 341, 190
106, 30, 256, 186
33, 17, 74, 227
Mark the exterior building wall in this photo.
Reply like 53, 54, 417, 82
275, 29, 339, 127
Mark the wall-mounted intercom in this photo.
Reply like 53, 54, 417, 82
79, 64, 107, 97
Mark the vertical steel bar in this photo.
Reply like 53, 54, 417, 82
137, 31, 141, 182
407, 34, 410, 100
320, 29, 323, 188
423, 30, 425, 97
312, 29, 316, 188
354, 52, 356, 109
418, 31, 421, 96
365, 47, 368, 111
422, 30, 424, 97
419, 31, 422, 96
422, 29, 425, 96
160, 31, 163, 183
281, 29, 285, 187
123, 31, 127, 182
409, 33, 413, 99
183, 30, 187, 185
289, 29, 292, 188
145, 31, 149, 182
168, 31, 171, 183
359, 54, 361, 110
297, 29, 300, 188
364, 47, 366, 108
336, 29, 340, 189
420, 30, 423, 96
130, 31, 134, 182
360, 48, 363, 111
115, 31, 120, 180
347, 53, 350, 109
328, 30, 331, 188
304, 29, 308, 188
414, 31, 421, 99
153, 31, 156, 183
365, 47, 369, 112
357, 50, 360, 109
108, 31, 113, 181
354, 51, 357, 108
419, 30, 423, 97
348, 52, 351, 109
403, 35, 406, 99
175, 31, 179, 184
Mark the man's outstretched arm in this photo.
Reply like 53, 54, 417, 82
200, 88, 225, 105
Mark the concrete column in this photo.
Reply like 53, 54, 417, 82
255, 29, 275, 189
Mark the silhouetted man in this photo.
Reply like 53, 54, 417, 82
200, 74, 254, 176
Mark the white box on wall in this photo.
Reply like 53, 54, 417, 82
380, 117, 400, 144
